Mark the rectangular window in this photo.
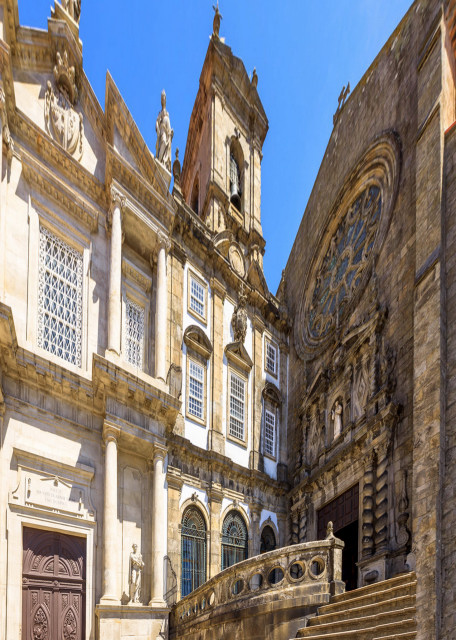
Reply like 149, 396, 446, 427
264, 409, 276, 457
229, 372, 245, 441
189, 274, 206, 319
125, 298, 145, 369
265, 341, 277, 376
38, 226, 83, 366
188, 359, 204, 420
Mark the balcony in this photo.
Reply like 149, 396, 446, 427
169, 527, 344, 640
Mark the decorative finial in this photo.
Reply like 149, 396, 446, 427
251, 68, 258, 89
212, 1, 222, 38
60, 0, 81, 24
326, 521, 335, 539
172, 148, 181, 185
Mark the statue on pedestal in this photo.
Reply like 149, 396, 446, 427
129, 543, 144, 604
331, 400, 343, 439
155, 90, 173, 171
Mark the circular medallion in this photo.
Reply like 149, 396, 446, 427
229, 243, 245, 278
295, 133, 400, 360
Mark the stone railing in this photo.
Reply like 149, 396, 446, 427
169, 528, 344, 640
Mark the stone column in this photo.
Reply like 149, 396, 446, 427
277, 513, 287, 548
107, 186, 125, 355
101, 424, 120, 603
155, 233, 170, 381
208, 278, 226, 454
374, 440, 389, 552
150, 446, 167, 605
361, 450, 376, 558
290, 507, 299, 545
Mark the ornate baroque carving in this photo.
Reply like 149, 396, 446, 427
44, 82, 83, 160
374, 441, 389, 552
231, 283, 248, 343
362, 451, 376, 558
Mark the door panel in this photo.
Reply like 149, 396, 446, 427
22, 528, 85, 640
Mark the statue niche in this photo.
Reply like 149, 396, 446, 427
307, 402, 324, 466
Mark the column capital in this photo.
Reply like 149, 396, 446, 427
156, 230, 171, 253
152, 443, 168, 462
110, 184, 126, 211
102, 423, 120, 445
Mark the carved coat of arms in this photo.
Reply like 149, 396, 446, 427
44, 50, 83, 160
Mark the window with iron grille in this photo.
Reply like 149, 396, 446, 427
221, 511, 248, 570
229, 372, 245, 440
189, 275, 205, 319
265, 341, 277, 375
125, 298, 145, 369
264, 409, 276, 457
181, 507, 207, 597
38, 226, 83, 367
188, 359, 204, 420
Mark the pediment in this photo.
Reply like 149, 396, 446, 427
105, 73, 173, 200
225, 341, 253, 373
263, 381, 282, 405
183, 325, 213, 360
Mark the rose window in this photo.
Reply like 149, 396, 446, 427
307, 185, 381, 340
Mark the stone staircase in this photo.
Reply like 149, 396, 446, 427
294, 572, 417, 639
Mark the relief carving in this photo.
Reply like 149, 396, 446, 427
396, 468, 411, 549
44, 50, 83, 160
307, 403, 323, 465
231, 283, 248, 344
62, 608, 77, 640
353, 354, 369, 421
33, 606, 49, 640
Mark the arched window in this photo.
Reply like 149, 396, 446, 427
260, 525, 277, 553
229, 144, 242, 211
221, 510, 248, 570
181, 507, 207, 597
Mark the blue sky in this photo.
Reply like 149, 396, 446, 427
19, 1, 412, 293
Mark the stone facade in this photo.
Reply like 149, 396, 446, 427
0, 1, 455, 640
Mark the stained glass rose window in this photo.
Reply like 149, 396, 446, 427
295, 134, 400, 360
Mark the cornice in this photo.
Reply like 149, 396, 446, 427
106, 146, 176, 232
11, 108, 105, 206
20, 143, 99, 232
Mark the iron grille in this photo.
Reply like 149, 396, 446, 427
181, 508, 206, 597
221, 511, 248, 570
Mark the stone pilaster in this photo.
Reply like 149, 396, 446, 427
150, 445, 167, 605
207, 482, 223, 579
250, 315, 265, 471
155, 233, 170, 381
276, 513, 287, 548
208, 278, 225, 454
166, 466, 183, 604
107, 186, 125, 355
250, 504, 262, 556
100, 423, 120, 604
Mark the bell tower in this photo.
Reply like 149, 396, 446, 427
181, 7, 268, 264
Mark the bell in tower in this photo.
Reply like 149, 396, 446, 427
230, 153, 242, 212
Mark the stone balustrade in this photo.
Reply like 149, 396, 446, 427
169, 532, 345, 640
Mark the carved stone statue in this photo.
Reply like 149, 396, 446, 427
331, 400, 343, 439
129, 543, 144, 604
155, 90, 173, 171
212, 2, 222, 38
231, 284, 248, 343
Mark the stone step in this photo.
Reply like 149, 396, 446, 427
294, 618, 416, 640
308, 594, 416, 626
330, 572, 416, 605
296, 606, 416, 637
317, 580, 416, 616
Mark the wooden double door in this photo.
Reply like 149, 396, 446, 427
22, 528, 86, 640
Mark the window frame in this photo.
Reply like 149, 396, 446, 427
227, 367, 248, 446
264, 338, 278, 378
263, 407, 276, 459
124, 296, 146, 370
186, 354, 207, 425
37, 223, 85, 369
187, 270, 208, 324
